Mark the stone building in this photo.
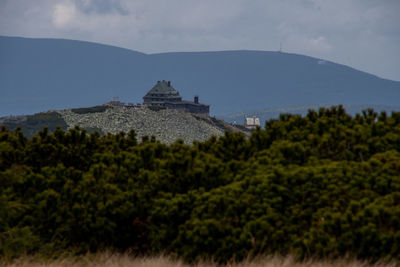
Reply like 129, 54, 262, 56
143, 80, 209, 115
244, 117, 260, 129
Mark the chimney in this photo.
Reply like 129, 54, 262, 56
194, 95, 199, 104
167, 81, 171, 87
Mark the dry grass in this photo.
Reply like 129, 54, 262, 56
3, 252, 397, 267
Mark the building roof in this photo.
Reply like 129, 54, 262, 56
146, 80, 180, 96
166, 100, 208, 106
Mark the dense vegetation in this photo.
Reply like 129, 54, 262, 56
1, 112, 68, 138
1, 106, 399, 263
71, 106, 110, 115
2, 109, 106, 138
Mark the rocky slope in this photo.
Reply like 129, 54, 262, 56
58, 106, 228, 144
1, 105, 247, 144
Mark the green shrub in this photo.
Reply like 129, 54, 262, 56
71, 106, 109, 114
1, 107, 400, 263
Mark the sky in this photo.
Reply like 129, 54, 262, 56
1, 0, 399, 81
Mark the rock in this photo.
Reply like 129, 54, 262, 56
57, 106, 226, 144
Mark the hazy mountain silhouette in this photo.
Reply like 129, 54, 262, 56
219, 104, 400, 127
1, 36, 399, 117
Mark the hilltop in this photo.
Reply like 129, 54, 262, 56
0, 105, 247, 144
1, 36, 400, 117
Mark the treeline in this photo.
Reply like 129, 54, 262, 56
1, 106, 400, 263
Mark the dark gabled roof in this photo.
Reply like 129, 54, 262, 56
146, 81, 180, 96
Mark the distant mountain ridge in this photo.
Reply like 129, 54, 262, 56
1, 36, 400, 117
219, 104, 400, 126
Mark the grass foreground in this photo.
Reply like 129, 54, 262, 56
3, 253, 398, 267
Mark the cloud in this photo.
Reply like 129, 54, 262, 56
50, 0, 134, 34
309, 36, 332, 52
75, 0, 128, 15
52, 2, 77, 28
284, 35, 332, 54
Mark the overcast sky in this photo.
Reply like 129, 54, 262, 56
1, 0, 399, 81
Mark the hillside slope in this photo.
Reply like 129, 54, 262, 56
0, 105, 245, 144
1, 36, 400, 117
58, 106, 227, 144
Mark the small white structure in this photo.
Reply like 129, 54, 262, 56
244, 117, 260, 129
